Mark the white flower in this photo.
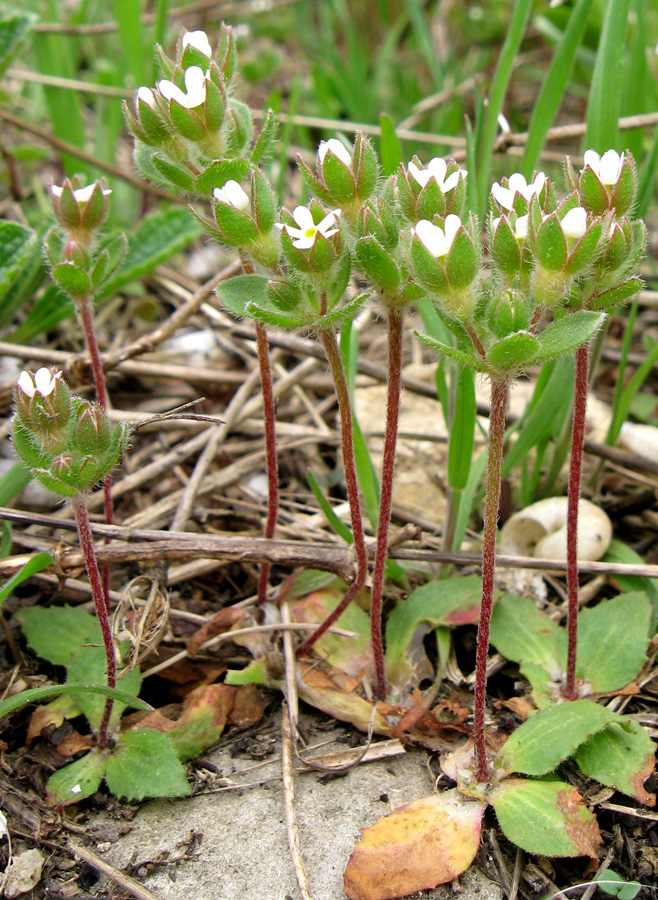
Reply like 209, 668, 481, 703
17, 368, 59, 398
158, 66, 207, 109
413, 215, 461, 257
583, 149, 624, 186
213, 181, 249, 210
560, 207, 587, 240
136, 86, 156, 107
492, 214, 528, 240
318, 138, 352, 167
408, 158, 465, 193
51, 183, 111, 202
182, 30, 212, 58
491, 172, 546, 210
275, 206, 341, 249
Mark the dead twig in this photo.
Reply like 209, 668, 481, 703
281, 701, 315, 900
66, 839, 163, 900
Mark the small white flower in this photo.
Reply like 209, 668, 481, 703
136, 86, 156, 107
492, 214, 528, 240
408, 158, 465, 193
51, 183, 111, 203
583, 149, 624, 186
560, 206, 587, 240
413, 214, 461, 258
275, 206, 341, 249
491, 172, 546, 210
182, 30, 213, 58
318, 138, 352, 168
213, 181, 250, 210
158, 66, 207, 109
17, 368, 59, 398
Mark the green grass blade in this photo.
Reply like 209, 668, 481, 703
113, 0, 146, 88
454, 450, 487, 552
0, 683, 152, 721
307, 469, 353, 544
637, 126, 658, 219
379, 113, 403, 176
448, 367, 476, 492
607, 334, 658, 446
522, 0, 593, 177
605, 298, 638, 445
585, 0, 631, 152
476, 0, 533, 217
0, 463, 31, 506
0, 553, 53, 610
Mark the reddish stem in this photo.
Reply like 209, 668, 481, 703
296, 329, 368, 657
563, 341, 590, 700
255, 320, 280, 604
78, 296, 113, 611
72, 495, 116, 748
474, 377, 508, 782
370, 309, 403, 699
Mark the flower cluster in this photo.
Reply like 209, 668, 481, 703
13, 369, 130, 498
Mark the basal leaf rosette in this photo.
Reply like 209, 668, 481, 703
297, 134, 379, 219
409, 213, 480, 321
12, 370, 130, 498
566, 149, 637, 218
397, 156, 467, 224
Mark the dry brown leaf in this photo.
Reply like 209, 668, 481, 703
344, 788, 485, 900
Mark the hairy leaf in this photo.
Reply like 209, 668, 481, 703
105, 730, 190, 800
576, 720, 656, 806
46, 750, 107, 807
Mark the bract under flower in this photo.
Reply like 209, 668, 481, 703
182, 30, 212, 58
213, 180, 249, 210
276, 206, 341, 249
17, 368, 59, 398
408, 158, 465, 193
583, 149, 624, 186
560, 207, 587, 240
51, 183, 111, 203
318, 138, 352, 167
491, 172, 545, 210
159, 66, 207, 109
413, 215, 461, 257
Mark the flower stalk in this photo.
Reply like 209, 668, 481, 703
255, 319, 279, 604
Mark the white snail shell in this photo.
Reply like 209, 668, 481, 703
499, 497, 612, 561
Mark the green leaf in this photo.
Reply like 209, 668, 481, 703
67, 646, 142, 734
0, 552, 52, 611
0, 682, 151, 721
534, 311, 604, 361
489, 777, 601, 858
15, 605, 101, 667
487, 332, 539, 371
573, 592, 651, 692
216, 274, 268, 318
576, 720, 655, 805
589, 278, 642, 311
497, 699, 628, 776
448, 368, 476, 492
354, 236, 399, 294
385, 575, 483, 688
489, 595, 562, 680
586, 0, 631, 152
414, 331, 482, 370
46, 750, 108, 807
0, 462, 29, 506
51, 262, 91, 298
597, 871, 642, 900
307, 469, 353, 544
379, 113, 402, 176
0, 13, 35, 78
105, 730, 191, 799
99, 208, 201, 298
0, 221, 37, 313
603, 540, 658, 628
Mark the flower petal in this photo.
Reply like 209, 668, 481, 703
183, 65, 207, 106
214, 180, 249, 209
560, 206, 587, 239
427, 157, 448, 184
137, 86, 156, 107
158, 78, 187, 106
17, 371, 35, 398
34, 367, 56, 396
182, 30, 212, 58
292, 206, 315, 231
583, 149, 601, 175
441, 172, 460, 193
507, 173, 528, 196
292, 235, 316, 249
51, 185, 63, 198
415, 219, 448, 257
599, 149, 623, 186
318, 138, 351, 167
317, 209, 341, 235
531, 172, 546, 196
491, 183, 513, 210
408, 162, 430, 188
515, 215, 529, 239
444, 214, 462, 248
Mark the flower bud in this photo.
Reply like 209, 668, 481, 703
212, 183, 260, 246
486, 290, 531, 340
267, 278, 305, 312
14, 369, 71, 444
124, 88, 169, 146
575, 149, 637, 218
409, 214, 479, 319
74, 402, 112, 455
51, 180, 111, 242
402, 157, 467, 222
491, 171, 546, 216
354, 235, 400, 295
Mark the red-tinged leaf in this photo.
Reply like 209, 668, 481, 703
576, 721, 656, 807
344, 789, 485, 900
489, 777, 602, 858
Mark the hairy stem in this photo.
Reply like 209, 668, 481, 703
78, 295, 113, 611
370, 309, 403, 699
255, 321, 280, 604
563, 341, 590, 700
72, 495, 116, 748
474, 377, 508, 783
296, 329, 368, 657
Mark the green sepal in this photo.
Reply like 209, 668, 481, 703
580, 166, 609, 215
213, 201, 259, 246
251, 168, 278, 233
150, 153, 196, 192
537, 214, 567, 271
446, 228, 478, 288
225, 100, 253, 155
180, 43, 211, 71
354, 132, 378, 201
215, 274, 267, 318
409, 236, 448, 294
588, 278, 641, 310
487, 332, 539, 372
533, 310, 604, 361
43, 225, 63, 268
611, 156, 636, 217
395, 165, 418, 222
326, 249, 351, 307
491, 217, 521, 278
414, 330, 482, 370
564, 219, 604, 275
321, 151, 356, 205
417, 178, 446, 220
297, 156, 334, 205
308, 230, 336, 273
90, 234, 127, 289
195, 158, 250, 194
204, 77, 226, 133
251, 109, 279, 164
51, 262, 91, 299
354, 236, 400, 294
168, 100, 207, 141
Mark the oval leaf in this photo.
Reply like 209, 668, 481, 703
576, 720, 656, 806
487, 332, 539, 371
105, 729, 190, 800
535, 310, 604, 361
216, 274, 269, 318
46, 750, 108, 807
